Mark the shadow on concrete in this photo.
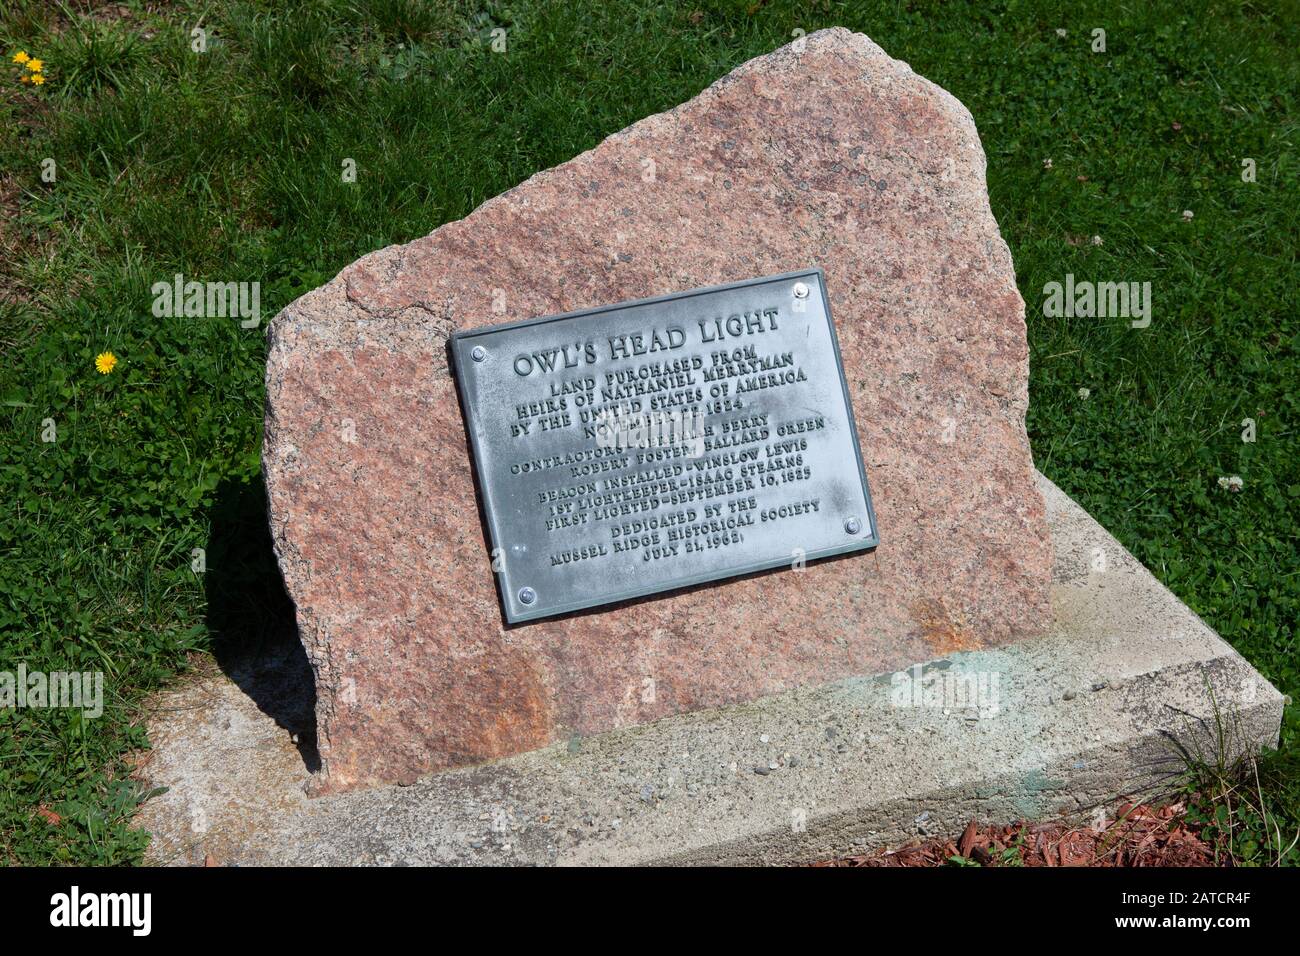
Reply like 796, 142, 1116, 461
205, 475, 320, 773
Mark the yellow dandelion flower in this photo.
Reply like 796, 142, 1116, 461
31, 73, 44, 86
12, 51, 29, 65
25, 58, 43, 72
95, 352, 118, 375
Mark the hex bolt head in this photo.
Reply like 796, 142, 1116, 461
792, 281, 810, 299
844, 517, 862, 535
471, 345, 488, 362
518, 586, 537, 605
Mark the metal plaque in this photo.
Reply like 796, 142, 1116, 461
451, 268, 878, 623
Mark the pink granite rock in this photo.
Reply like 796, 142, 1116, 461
264, 28, 1052, 793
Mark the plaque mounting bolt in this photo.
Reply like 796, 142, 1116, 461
471, 345, 488, 362
518, 586, 537, 605
844, 517, 862, 535
792, 281, 810, 300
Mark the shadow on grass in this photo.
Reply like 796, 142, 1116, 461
204, 474, 320, 772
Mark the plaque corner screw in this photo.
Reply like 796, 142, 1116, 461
518, 586, 537, 605
471, 345, 488, 362
792, 281, 810, 300
844, 517, 862, 535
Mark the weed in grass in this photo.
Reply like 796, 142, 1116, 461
356, 0, 463, 45
48, 15, 141, 98
1170, 677, 1300, 866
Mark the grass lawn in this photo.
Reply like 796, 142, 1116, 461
0, 0, 1295, 865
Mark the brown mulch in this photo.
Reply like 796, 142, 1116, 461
815, 802, 1216, 867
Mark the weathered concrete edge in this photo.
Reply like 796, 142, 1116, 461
604, 473, 1286, 865
657, 666, 1283, 866
138, 472, 1284, 865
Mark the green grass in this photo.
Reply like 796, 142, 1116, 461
1175, 680, 1300, 865
0, 0, 1295, 864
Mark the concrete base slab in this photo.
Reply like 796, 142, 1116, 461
136, 473, 1284, 865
